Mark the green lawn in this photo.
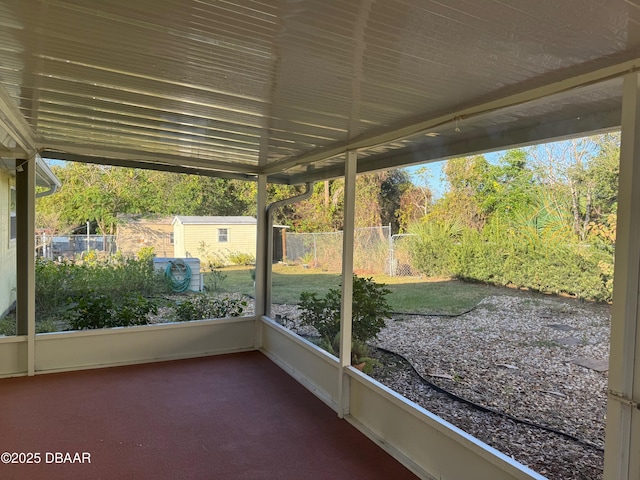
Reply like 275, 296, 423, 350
210, 264, 510, 315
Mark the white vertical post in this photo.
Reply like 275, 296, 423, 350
254, 174, 268, 347
604, 72, 640, 480
338, 150, 357, 418
16, 155, 36, 375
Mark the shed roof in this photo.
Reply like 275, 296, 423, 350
118, 214, 173, 225
0, 1, 637, 183
173, 216, 257, 226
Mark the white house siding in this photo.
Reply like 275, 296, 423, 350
0, 171, 16, 317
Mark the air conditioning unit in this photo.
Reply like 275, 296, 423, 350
153, 258, 203, 292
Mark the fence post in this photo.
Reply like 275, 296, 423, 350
313, 233, 317, 263
390, 235, 395, 277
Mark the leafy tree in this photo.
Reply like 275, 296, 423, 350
427, 155, 490, 230
268, 170, 412, 233
36, 163, 257, 233
528, 135, 619, 241
481, 149, 536, 221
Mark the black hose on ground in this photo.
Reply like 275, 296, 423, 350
389, 305, 478, 318
375, 346, 604, 452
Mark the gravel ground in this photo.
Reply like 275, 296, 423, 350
273, 292, 610, 480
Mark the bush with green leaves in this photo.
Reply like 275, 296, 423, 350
228, 251, 255, 266
63, 291, 158, 330
317, 333, 381, 374
408, 221, 462, 277
299, 275, 391, 344
35, 251, 167, 331
197, 242, 229, 269
0, 314, 62, 336
0, 316, 15, 336
35, 253, 166, 320
173, 294, 247, 322
409, 219, 614, 302
204, 269, 227, 292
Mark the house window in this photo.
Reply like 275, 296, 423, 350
218, 228, 228, 243
9, 181, 16, 241
169, 232, 174, 244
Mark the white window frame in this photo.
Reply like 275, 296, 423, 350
218, 228, 228, 243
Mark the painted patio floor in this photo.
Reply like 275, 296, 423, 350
0, 351, 419, 479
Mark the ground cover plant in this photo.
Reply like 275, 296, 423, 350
173, 294, 246, 321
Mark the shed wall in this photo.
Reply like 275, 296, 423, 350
182, 224, 256, 263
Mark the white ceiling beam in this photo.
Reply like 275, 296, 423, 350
286, 107, 622, 184
41, 144, 260, 176
0, 84, 38, 157
262, 58, 640, 176
42, 149, 259, 182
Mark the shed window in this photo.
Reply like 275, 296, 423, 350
9, 182, 16, 241
218, 228, 228, 243
169, 232, 174, 244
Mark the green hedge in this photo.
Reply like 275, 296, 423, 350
410, 228, 613, 302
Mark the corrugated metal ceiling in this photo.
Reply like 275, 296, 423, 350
0, 0, 639, 183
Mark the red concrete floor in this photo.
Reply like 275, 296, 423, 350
0, 351, 419, 480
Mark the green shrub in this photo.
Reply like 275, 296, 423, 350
173, 294, 247, 321
36, 319, 58, 334
451, 229, 507, 284
408, 222, 462, 277
0, 316, 15, 336
35, 254, 166, 326
0, 315, 60, 336
64, 291, 158, 330
299, 275, 391, 344
317, 333, 381, 374
197, 242, 229, 270
410, 221, 614, 302
228, 251, 255, 266
204, 270, 227, 292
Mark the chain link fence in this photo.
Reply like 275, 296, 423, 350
286, 226, 391, 273
285, 226, 420, 276
37, 228, 421, 277
389, 234, 418, 276
37, 234, 118, 259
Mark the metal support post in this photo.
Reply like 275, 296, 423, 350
604, 72, 640, 480
338, 150, 357, 418
255, 175, 268, 347
16, 155, 36, 375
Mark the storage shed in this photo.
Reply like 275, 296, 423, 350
172, 216, 257, 264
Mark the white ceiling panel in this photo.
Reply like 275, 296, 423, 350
0, 0, 638, 182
